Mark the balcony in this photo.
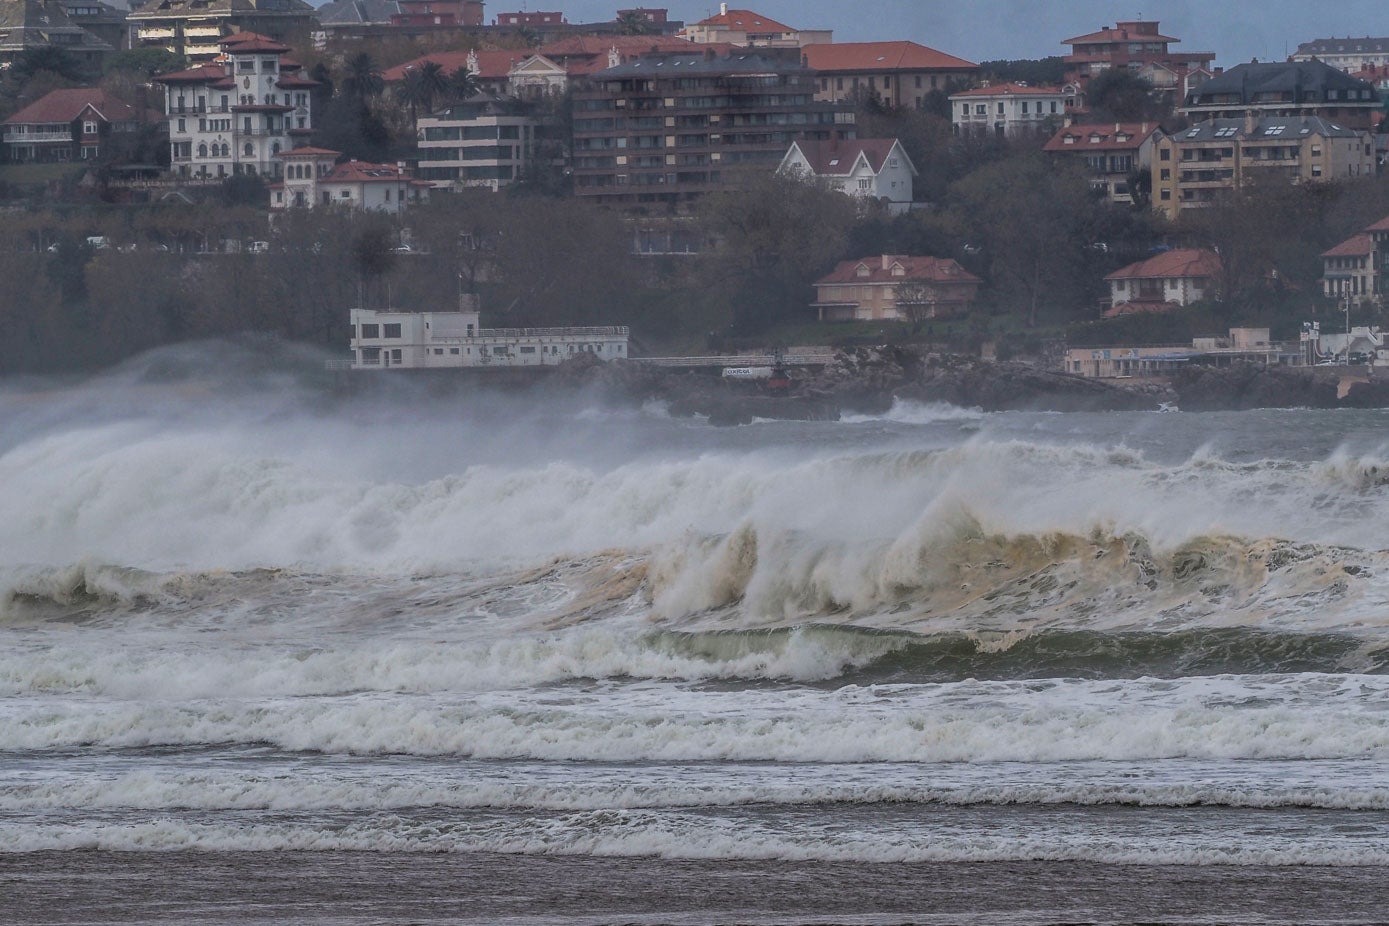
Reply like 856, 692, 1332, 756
3, 130, 71, 143
138, 27, 176, 39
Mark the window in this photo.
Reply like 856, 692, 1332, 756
360, 323, 379, 338
433, 348, 443, 355
244, 143, 254, 156
383, 324, 402, 338
177, 118, 185, 133
83, 120, 97, 134
1022, 102, 1029, 114
996, 102, 1005, 114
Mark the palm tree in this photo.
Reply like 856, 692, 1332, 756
395, 69, 431, 123
446, 66, 479, 104
417, 61, 448, 108
341, 52, 383, 106
615, 10, 654, 35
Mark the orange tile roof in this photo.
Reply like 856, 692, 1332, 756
1064, 24, 1180, 46
382, 50, 530, 82
3, 88, 142, 126
323, 160, 429, 185
802, 41, 976, 73
1105, 249, 1221, 281
817, 255, 980, 286
277, 146, 341, 157
1364, 214, 1389, 233
1044, 122, 1161, 152
691, 7, 794, 33
1322, 233, 1375, 258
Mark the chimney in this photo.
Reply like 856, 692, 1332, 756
719, 2, 727, 14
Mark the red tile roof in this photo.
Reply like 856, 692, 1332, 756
323, 159, 429, 185
1064, 25, 1179, 46
691, 8, 794, 33
1105, 249, 1221, 281
3, 89, 143, 126
802, 41, 976, 73
817, 255, 980, 286
382, 49, 552, 82
156, 63, 234, 84
951, 81, 1064, 97
1322, 233, 1375, 258
788, 138, 910, 176
1364, 214, 1389, 233
1044, 122, 1161, 152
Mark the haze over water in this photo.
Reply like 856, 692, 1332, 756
4, 342, 1389, 924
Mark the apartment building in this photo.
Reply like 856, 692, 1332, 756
1293, 37, 1389, 73
1151, 115, 1374, 219
802, 41, 977, 109
415, 94, 541, 191
1043, 121, 1163, 205
569, 48, 854, 206
1181, 59, 1381, 131
127, 0, 317, 64
1062, 20, 1214, 97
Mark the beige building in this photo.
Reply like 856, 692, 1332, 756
1103, 249, 1221, 314
1321, 213, 1389, 306
1151, 116, 1375, 219
813, 254, 980, 322
802, 41, 977, 109
127, 0, 317, 64
680, 4, 830, 47
1065, 328, 1280, 378
1043, 121, 1163, 205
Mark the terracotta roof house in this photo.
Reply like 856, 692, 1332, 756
1043, 121, 1163, 204
779, 138, 917, 213
2, 87, 156, 164
803, 41, 977, 109
155, 32, 316, 180
813, 254, 981, 322
0, 0, 113, 72
1103, 249, 1221, 314
680, 4, 829, 48
271, 150, 429, 212
950, 82, 1075, 137
383, 48, 566, 97
1320, 232, 1379, 305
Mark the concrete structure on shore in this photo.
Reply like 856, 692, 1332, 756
347, 298, 628, 370
1064, 327, 1293, 378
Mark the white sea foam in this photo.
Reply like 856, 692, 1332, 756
840, 398, 986, 425
3, 674, 1387, 762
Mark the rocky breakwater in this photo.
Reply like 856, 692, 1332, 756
1169, 361, 1389, 411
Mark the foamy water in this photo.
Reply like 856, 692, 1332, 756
5, 347, 1389, 922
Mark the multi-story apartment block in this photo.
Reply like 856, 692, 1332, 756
1181, 60, 1381, 131
950, 82, 1073, 138
0, 0, 113, 73
156, 32, 316, 179
415, 95, 542, 191
1043, 121, 1163, 205
569, 48, 854, 206
1062, 20, 1214, 97
494, 10, 562, 27
1151, 116, 1375, 219
392, 0, 481, 27
803, 41, 977, 109
127, 0, 316, 64
680, 4, 829, 48
1293, 37, 1389, 74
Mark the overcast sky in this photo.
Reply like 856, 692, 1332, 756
542, 1, 1389, 67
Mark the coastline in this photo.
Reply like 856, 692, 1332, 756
551, 348, 1389, 423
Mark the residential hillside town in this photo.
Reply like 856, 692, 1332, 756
4, 3, 1389, 378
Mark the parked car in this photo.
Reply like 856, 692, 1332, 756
247, 241, 271, 254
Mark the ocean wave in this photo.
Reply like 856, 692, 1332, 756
4, 812, 1388, 865
4, 672, 1389, 761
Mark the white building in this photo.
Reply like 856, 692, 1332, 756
1292, 37, 1389, 73
270, 148, 430, 211
348, 302, 629, 369
156, 32, 316, 180
950, 82, 1074, 138
778, 138, 917, 213
415, 94, 540, 191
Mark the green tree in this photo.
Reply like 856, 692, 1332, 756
695, 171, 861, 333
946, 152, 1105, 326
1085, 70, 1168, 122
445, 66, 479, 104
341, 52, 384, 105
350, 219, 399, 308
104, 47, 186, 77
616, 10, 655, 35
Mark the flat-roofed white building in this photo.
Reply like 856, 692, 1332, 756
348, 304, 629, 369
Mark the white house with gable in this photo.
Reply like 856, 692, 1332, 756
779, 138, 917, 213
